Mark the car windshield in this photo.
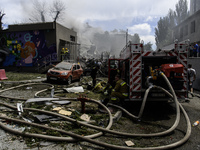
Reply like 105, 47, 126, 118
54, 62, 72, 70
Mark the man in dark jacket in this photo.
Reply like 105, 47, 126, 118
90, 65, 99, 87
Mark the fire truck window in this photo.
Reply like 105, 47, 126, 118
73, 65, 76, 70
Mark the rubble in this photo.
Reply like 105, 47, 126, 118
0, 75, 198, 150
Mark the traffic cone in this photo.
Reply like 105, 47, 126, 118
0, 69, 8, 80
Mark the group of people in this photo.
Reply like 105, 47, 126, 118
90, 65, 128, 106
189, 42, 200, 57
90, 62, 197, 107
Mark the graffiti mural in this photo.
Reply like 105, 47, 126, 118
0, 30, 56, 67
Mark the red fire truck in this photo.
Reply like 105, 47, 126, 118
108, 42, 189, 101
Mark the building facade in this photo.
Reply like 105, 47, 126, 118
0, 22, 79, 72
173, 9, 200, 44
173, 0, 200, 44
172, 0, 200, 91
190, 0, 200, 15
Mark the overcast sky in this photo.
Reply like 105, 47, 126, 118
0, 0, 190, 49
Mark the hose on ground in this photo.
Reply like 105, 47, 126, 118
0, 100, 191, 150
0, 83, 54, 101
0, 72, 191, 149
0, 98, 113, 142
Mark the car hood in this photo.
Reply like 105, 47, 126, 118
50, 68, 71, 73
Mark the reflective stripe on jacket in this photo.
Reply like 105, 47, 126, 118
114, 79, 128, 94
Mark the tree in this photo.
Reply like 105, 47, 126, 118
30, 0, 47, 22
144, 42, 153, 51
155, 0, 189, 49
49, 0, 66, 22
29, 0, 66, 23
174, 0, 189, 25
155, 16, 170, 49
130, 33, 140, 43
0, 9, 5, 30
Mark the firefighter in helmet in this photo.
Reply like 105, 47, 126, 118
110, 74, 128, 104
101, 74, 128, 106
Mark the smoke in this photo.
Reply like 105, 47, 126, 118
20, 0, 129, 59
63, 16, 127, 58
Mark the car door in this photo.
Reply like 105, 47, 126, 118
76, 64, 83, 77
72, 65, 79, 80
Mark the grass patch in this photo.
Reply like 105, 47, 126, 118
5, 72, 46, 81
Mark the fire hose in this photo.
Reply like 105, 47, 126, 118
0, 72, 191, 149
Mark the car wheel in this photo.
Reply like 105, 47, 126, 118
67, 76, 72, 85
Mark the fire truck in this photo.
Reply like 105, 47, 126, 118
108, 41, 189, 101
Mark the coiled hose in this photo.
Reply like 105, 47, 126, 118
0, 72, 191, 149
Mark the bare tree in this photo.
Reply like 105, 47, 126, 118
49, 0, 66, 22
29, 0, 66, 23
29, 0, 47, 22
0, 9, 5, 30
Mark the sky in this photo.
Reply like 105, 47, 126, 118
0, 0, 190, 52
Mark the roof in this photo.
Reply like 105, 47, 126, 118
6, 22, 56, 32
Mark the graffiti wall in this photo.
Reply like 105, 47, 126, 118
0, 30, 56, 67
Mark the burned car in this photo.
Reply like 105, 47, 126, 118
46, 61, 83, 84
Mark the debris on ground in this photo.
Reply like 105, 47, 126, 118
63, 86, 84, 93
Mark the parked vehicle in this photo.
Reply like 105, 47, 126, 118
46, 61, 83, 84
108, 42, 188, 101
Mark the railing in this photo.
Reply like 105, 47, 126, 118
34, 53, 58, 72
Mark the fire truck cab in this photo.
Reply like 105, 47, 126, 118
108, 42, 189, 101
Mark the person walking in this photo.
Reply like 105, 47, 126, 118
90, 65, 99, 87
187, 64, 196, 96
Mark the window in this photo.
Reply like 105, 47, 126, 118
191, 21, 195, 33
70, 35, 75, 42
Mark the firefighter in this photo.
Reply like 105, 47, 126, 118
101, 74, 128, 107
90, 65, 99, 87
110, 74, 128, 104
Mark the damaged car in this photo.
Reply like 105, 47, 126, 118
46, 61, 83, 84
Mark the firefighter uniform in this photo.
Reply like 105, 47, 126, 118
111, 79, 128, 103
90, 66, 99, 87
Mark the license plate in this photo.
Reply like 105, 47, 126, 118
50, 77, 57, 80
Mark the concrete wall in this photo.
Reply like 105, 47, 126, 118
0, 28, 57, 67
55, 23, 78, 62
188, 58, 200, 90
173, 9, 200, 44
190, 0, 200, 15
0, 22, 79, 69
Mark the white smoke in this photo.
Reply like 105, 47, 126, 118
62, 15, 127, 58
20, 0, 131, 59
